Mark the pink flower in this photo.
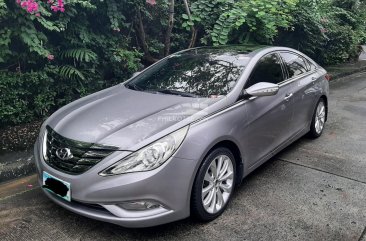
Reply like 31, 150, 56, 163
17, 0, 39, 13
57, 0, 64, 7
16, 0, 65, 14
146, 0, 156, 6
47, 54, 54, 60
35, 12, 40, 17
27, 2, 39, 12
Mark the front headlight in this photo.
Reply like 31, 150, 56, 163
99, 126, 189, 176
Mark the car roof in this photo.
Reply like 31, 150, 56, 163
180, 45, 312, 59
181, 44, 270, 56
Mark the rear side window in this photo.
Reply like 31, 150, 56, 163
306, 59, 317, 71
246, 53, 284, 87
279, 52, 308, 79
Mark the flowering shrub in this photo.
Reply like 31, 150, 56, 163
16, 0, 64, 15
49, 0, 65, 12
16, 0, 38, 13
1, 0, 365, 127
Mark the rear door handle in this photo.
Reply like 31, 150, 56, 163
284, 93, 293, 101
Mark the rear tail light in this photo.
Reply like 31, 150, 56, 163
325, 74, 331, 81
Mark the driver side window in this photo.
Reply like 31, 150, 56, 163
246, 53, 284, 88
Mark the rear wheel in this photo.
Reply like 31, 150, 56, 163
309, 98, 327, 138
191, 147, 236, 221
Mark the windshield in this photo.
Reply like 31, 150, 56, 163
125, 49, 250, 98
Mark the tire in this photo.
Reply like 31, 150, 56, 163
191, 147, 236, 221
308, 98, 327, 138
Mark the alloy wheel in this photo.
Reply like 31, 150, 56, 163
315, 101, 326, 134
201, 154, 234, 214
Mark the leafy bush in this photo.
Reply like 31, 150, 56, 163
0, 71, 55, 126
0, 0, 145, 127
276, 0, 366, 65
183, 0, 297, 45
1, 0, 366, 127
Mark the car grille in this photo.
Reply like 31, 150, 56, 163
44, 126, 118, 175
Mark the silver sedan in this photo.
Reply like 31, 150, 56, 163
34, 45, 329, 227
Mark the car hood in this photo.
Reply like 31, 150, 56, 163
46, 85, 222, 151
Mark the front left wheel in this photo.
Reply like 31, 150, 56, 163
191, 147, 236, 221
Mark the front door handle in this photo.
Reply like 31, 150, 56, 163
284, 93, 293, 101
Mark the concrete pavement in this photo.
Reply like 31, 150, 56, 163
0, 72, 366, 241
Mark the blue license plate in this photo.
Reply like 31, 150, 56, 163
42, 171, 71, 202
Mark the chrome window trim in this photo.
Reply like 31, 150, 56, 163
278, 69, 318, 87
191, 98, 250, 125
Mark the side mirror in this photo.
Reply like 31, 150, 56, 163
132, 71, 141, 78
242, 82, 279, 98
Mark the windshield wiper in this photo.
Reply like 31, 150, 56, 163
127, 85, 200, 97
155, 89, 200, 98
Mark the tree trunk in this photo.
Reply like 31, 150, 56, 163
164, 0, 175, 56
135, 8, 158, 64
189, 28, 198, 48
183, 0, 197, 48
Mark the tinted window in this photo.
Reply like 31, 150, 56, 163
125, 51, 250, 98
280, 52, 308, 78
246, 53, 284, 87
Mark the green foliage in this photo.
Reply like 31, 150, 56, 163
106, 0, 126, 31
212, 0, 297, 45
185, 0, 297, 45
1, 0, 366, 127
0, 71, 55, 125
58, 65, 86, 80
111, 48, 143, 72
0, 0, 147, 126
60, 48, 98, 63
276, 0, 366, 65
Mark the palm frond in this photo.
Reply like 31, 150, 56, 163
58, 65, 85, 80
60, 48, 97, 63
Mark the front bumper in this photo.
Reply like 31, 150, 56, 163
34, 139, 197, 228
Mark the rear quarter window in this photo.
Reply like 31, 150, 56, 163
279, 52, 308, 79
306, 59, 317, 71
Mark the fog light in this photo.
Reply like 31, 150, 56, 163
118, 200, 162, 211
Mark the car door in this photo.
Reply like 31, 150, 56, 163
240, 53, 295, 168
279, 52, 319, 134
